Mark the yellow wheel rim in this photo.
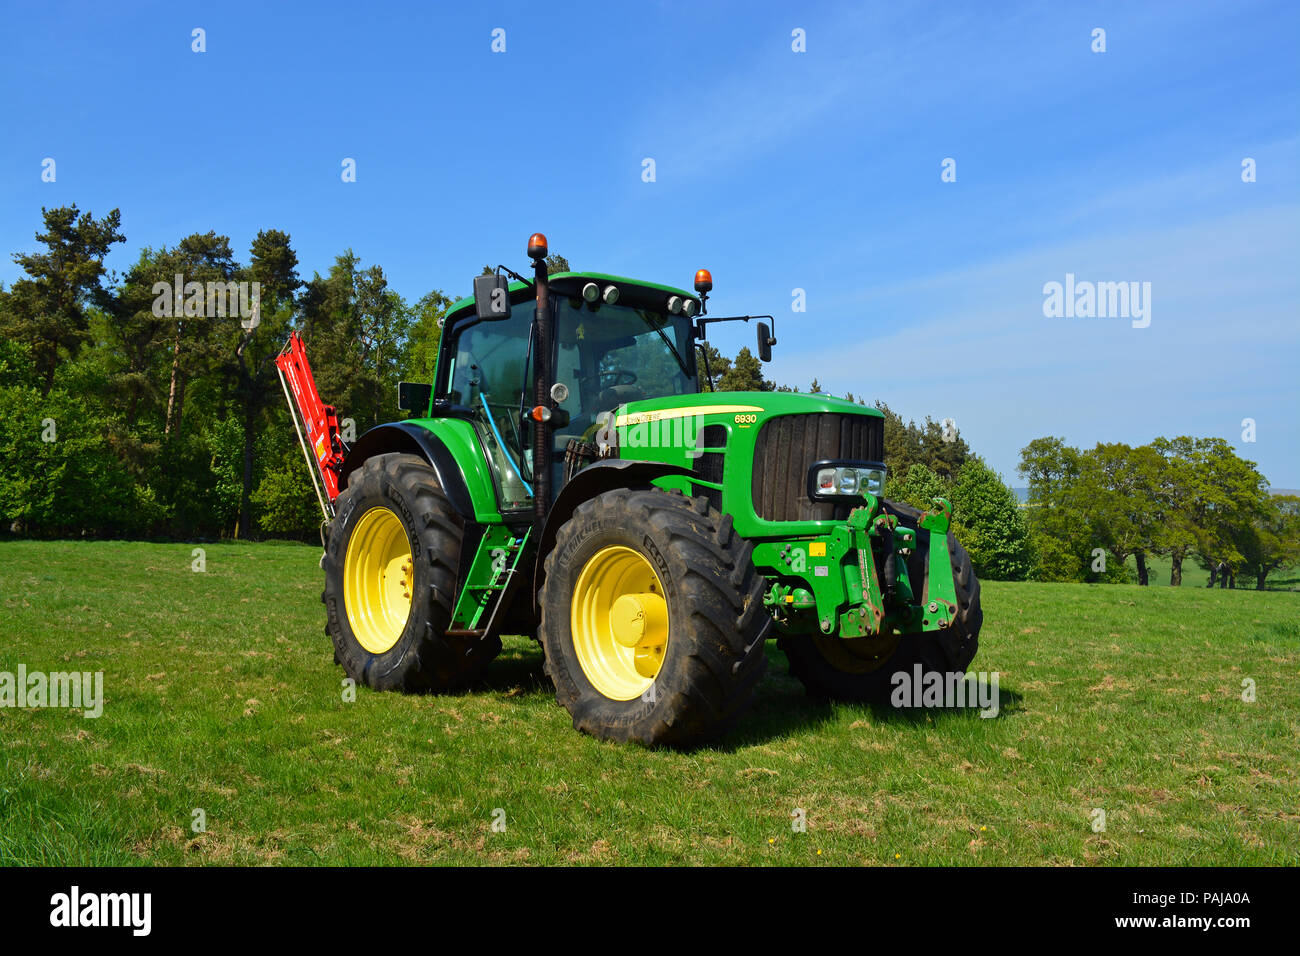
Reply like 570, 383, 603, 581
343, 506, 414, 655
811, 633, 900, 674
571, 545, 670, 701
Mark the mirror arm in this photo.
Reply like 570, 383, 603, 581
693, 313, 776, 340
696, 314, 774, 335
491, 264, 534, 290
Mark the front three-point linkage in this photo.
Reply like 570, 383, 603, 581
844, 495, 957, 638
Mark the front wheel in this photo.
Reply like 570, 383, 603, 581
539, 489, 767, 747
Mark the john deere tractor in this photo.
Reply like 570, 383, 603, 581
277, 233, 981, 746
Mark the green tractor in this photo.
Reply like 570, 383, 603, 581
276, 233, 981, 746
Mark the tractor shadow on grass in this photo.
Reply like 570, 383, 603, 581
718, 662, 1024, 751
858, 679, 1024, 727
466, 642, 1023, 749
473, 641, 552, 698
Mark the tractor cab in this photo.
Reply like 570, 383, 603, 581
436, 270, 700, 510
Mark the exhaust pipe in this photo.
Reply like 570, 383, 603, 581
528, 233, 552, 534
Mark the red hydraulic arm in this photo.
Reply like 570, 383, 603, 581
275, 331, 346, 519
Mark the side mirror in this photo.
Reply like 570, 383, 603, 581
473, 273, 511, 321
756, 321, 774, 363
398, 381, 432, 415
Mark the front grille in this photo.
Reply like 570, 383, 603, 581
692, 424, 727, 512
751, 413, 884, 521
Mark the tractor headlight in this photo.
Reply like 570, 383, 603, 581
808, 461, 886, 501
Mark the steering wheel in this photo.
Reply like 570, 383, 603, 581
600, 368, 638, 389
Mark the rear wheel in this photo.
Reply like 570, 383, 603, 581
779, 499, 981, 702
539, 489, 767, 747
322, 453, 500, 692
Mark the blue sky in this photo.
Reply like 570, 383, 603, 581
2, 0, 1297, 486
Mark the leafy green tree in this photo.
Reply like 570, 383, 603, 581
876, 402, 970, 479
3, 206, 125, 394
227, 229, 301, 538
1018, 437, 1092, 581
168, 232, 244, 434
114, 233, 238, 437
200, 415, 247, 537
105, 249, 176, 433
716, 346, 773, 391
300, 251, 407, 430
1020, 435, 1272, 586
887, 457, 1032, 581
884, 461, 950, 511
0, 384, 144, 535
1149, 437, 1206, 586
1152, 436, 1268, 585
1086, 442, 1162, 584
949, 458, 1034, 580
920, 416, 970, 479
252, 446, 323, 538
0, 338, 36, 390
403, 289, 451, 384
1233, 494, 1300, 590
878, 402, 923, 473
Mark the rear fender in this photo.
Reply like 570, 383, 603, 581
339, 421, 500, 523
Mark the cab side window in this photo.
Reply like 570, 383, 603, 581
446, 302, 534, 509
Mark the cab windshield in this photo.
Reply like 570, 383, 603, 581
441, 291, 697, 508
551, 295, 697, 445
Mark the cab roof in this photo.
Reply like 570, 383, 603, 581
444, 272, 701, 323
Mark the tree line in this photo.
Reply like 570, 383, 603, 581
2, 204, 1294, 589
1018, 436, 1298, 589
0, 205, 448, 540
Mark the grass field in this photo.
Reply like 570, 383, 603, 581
1, 539, 1297, 866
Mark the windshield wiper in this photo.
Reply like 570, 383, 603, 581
646, 317, 691, 379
